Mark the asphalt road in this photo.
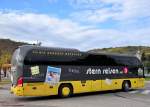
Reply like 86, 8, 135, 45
0, 82, 150, 107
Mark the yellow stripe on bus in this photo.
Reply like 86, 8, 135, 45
11, 78, 145, 96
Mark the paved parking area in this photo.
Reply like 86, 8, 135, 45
0, 82, 150, 107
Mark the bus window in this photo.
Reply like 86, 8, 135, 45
113, 56, 141, 66
23, 65, 46, 82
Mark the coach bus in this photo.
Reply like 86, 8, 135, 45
10, 45, 145, 97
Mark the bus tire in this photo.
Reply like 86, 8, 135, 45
58, 84, 73, 98
122, 81, 130, 92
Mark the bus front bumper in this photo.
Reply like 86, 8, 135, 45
10, 86, 24, 96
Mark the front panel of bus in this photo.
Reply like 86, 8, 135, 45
11, 48, 23, 86
10, 48, 25, 95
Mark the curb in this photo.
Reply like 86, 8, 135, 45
145, 81, 150, 83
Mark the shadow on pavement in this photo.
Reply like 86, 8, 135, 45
15, 89, 132, 102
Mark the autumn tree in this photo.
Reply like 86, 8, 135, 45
0, 51, 11, 81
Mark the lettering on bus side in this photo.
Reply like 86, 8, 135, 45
86, 68, 102, 74
86, 67, 123, 75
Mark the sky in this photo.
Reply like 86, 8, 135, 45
0, 0, 150, 50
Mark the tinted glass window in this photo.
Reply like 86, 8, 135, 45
112, 56, 141, 66
24, 49, 142, 67
23, 65, 46, 82
81, 54, 118, 66
11, 48, 23, 85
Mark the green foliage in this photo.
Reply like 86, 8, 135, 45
141, 52, 146, 61
145, 77, 150, 81
143, 61, 150, 67
89, 46, 150, 67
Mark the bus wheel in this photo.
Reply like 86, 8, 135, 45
122, 81, 130, 92
58, 84, 73, 98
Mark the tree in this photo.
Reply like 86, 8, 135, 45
141, 52, 146, 61
0, 51, 11, 81
0, 55, 3, 81
0, 58, 2, 81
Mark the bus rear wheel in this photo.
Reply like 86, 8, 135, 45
122, 81, 130, 92
58, 84, 73, 98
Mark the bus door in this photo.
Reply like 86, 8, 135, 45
101, 74, 115, 90
92, 79, 102, 91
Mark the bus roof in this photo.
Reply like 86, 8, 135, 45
19, 45, 80, 52
87, 51, 137, 58
17, 45, 138, 59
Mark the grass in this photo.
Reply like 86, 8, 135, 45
145, 77, 150, 81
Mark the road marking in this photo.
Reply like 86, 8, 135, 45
141, 90, 150, 94
129, 90, 139, 94
129, 90, 150, 95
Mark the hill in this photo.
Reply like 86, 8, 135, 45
0, 39, 27, 54
0, 39, 28, 67
89, 46, 150, 55
89, 46, 150, 67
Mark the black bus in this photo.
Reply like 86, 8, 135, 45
11, 45, 145, 97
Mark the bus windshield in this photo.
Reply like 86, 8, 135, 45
11, 48, 23, 86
